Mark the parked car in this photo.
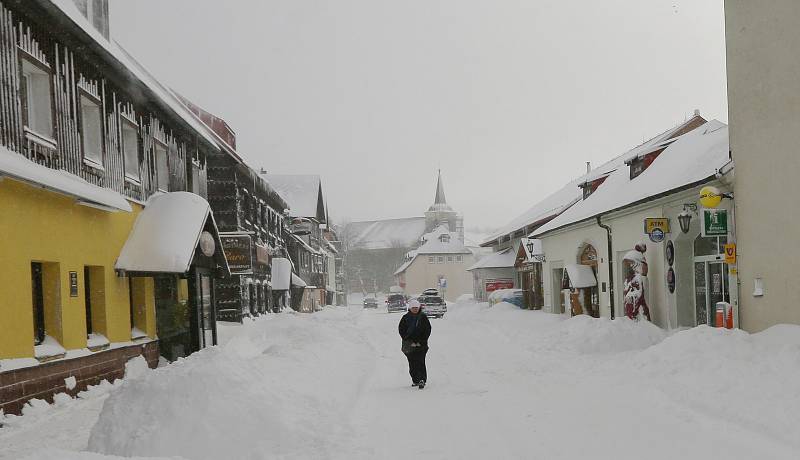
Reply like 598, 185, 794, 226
363, 297, 379, 309
418, 291, 447, 318
386, 293, 407, 313
488, 289, 524, 308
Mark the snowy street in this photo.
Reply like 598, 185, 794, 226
2, 299, 799, 460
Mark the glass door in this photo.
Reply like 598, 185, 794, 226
198, 273, 215, 348
694, 261, 730, 326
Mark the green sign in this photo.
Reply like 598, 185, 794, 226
702, 209, 728, 237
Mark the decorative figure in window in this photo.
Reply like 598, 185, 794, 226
623, 242, 651, 321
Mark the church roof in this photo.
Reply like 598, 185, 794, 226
428, 170, 453, 212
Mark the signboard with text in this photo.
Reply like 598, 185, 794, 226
485, 278, 514, 293
644, 218, 670, 243
702, 209, 728, 237
220, 234, 253, 274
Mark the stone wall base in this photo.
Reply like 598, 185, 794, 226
0, 341, 159, 416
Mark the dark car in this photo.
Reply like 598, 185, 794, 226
418, 293, 447, 318
386, 293, 407, 313
363, 297, 379, 309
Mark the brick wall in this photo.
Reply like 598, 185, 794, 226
0, 341, 159, 416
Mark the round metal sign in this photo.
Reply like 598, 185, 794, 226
648, 228, 665, 243
665, 240, 675, 267
199, 231, 216, 257
667, 267, 676, 294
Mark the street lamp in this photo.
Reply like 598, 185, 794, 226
678, 204, 697, 234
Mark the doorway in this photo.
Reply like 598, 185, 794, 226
196, 271, 216, 349
551, 267, 565, 314
693, 235, 730, 326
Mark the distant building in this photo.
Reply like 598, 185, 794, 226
344, 171, 464, 293
393, 226, 476, 301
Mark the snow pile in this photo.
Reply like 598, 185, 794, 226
533, 314, 667, 355
64, 376, 77, 390
123, 356, 150, 381
87, 310, 376, 460
34, 336, 66, 359
21, 449, 183, 460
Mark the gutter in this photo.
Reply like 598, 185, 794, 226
595, 216, 615, 320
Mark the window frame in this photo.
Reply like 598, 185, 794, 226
78, 89, 104, 169
120, 117, 141, 183
19, 54, 56, 146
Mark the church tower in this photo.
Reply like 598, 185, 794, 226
424, 170, 463, 239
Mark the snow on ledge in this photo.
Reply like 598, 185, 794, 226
34, 336, 67, 360
0, 146, 132, 212
87, 333, 110, 349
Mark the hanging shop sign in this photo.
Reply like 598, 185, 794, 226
667, 267, 676, 294
724, 243, 736, 265
665, 240, 675, 266
520, 238, 546, 263
701, 209, 728, 237
69, 271, 78, 297
644, 218, 670, 243
485, 278, 514, 293
699, 186, 723, 209
255, 243, 270, 266
220, 234, 253, 274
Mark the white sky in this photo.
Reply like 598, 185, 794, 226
110, 0, 727, 232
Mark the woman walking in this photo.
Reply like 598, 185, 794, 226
398, 299, 432, 389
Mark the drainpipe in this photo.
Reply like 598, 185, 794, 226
596, 216, 615, 319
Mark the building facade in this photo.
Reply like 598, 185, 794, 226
725, 0, 800, 331
0, 0, 229, 414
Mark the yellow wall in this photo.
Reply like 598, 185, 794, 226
0, 179, 155, 359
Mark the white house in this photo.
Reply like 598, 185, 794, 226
394, 225, 476, 301
529, 115, 735, 330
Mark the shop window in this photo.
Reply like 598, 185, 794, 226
20, 57, 54, 141
80, 93, 103, 166
694, 235, 728, 257
155, 141, 169, 192
121, 119, 140, 182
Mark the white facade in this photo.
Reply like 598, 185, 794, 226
537, 184, 737, 330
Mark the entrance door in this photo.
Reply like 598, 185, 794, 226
31, 262, 45, 345
693, 235, 730, 326
197, 272, 216, 349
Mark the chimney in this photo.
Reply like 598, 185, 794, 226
693, 109, 701, 117
586, 162, 591, 174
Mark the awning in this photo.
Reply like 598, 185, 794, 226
0, 145, 131, 212
272, 258, 292, 290
291, 273, 307, 288
565, 264, 597, 288
115, 192, 229, 274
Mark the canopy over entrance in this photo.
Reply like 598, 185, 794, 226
115, 192, 229, 275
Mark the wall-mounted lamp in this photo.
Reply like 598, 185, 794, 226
678, 203, 698, 234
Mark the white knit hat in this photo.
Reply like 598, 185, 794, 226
408, 299, 421, 309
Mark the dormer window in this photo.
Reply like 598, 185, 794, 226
439, 233, 451, 243
629, 149, 665, 180
581, 176, 608, 200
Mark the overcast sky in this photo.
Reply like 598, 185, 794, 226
110, 0, 727, 233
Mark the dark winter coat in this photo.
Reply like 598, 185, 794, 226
398, 311, 432, 351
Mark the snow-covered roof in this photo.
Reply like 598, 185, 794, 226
289, 233, 321, 255
262, 174, 323, 220
467, 248, 516, 271
49, 1, 221, 150
347, 217, 428, 250
393, 257, 415, 276
291, 273, 307, 287
115, 192, 224, 273
416, 225, 472, 255
0, 145, 131, 212
482, 181, 581, 245
533, 120, 729, 237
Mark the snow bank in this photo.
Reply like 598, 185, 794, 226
20, 449, 183, 460
87, 310, 376, 459
533, 314, 667, 354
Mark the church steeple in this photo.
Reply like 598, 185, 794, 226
434, 169, 447, 205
